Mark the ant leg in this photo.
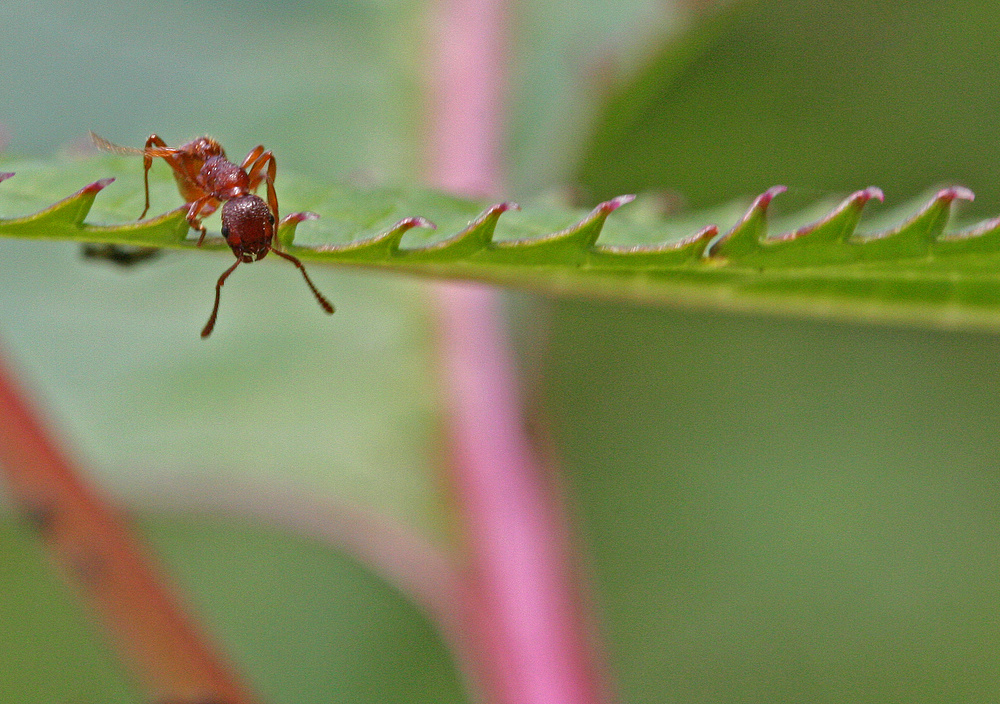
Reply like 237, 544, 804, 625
240, 145, 266, 171
186, 196, 217, 246
269, 247, 335, 314
246, 152, 279, 238
201, 259, 242, 338
245, 150, 273, 195
263, 158, 278, 238
139, 134, 168, 220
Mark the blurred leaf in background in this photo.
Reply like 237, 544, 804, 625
6, 0, 1000, 702
0, 0, 460, 699
550, 1, 1000, 702
578, 0, 1000, 215
0, 0, 676, 702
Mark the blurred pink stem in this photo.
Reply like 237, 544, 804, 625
426, 1, 610, 703
432, 285, 608, 704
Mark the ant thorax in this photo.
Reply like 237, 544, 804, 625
201, 156, 251, 200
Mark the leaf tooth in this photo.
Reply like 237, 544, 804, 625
590, 224, 717, 266
540, 193, 636, 246
276, 211, 320, 249
382, 216, 437, 254
932, 212, 1000, 256
65, 177, 116, 225
83, 206, 190, 246
854, 186, 974, 260
310, 215, 435, 261
705, 185, 786, 259
712, 187, 886, 268
65, 178, 115, 225
0, 177, 116, 231
401, 201, 520, 261
771, 187, 884, 244
490, 194, 636, 265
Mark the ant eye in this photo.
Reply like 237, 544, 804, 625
268, 213, 275, 224
221, 225, 230, 238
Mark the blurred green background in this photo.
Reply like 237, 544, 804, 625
4, 0, 1000, 702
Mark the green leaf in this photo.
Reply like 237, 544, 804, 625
6, 155, 1000, 328
0, 514, 467, 704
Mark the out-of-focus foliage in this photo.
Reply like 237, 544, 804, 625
1, 515, 466, 703
0, 1, 671, 702
578, 0, 1000, 215
553, 1, 1000, 702
5, 0, 1000, 703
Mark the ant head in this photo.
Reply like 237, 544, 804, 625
220, 194, 275, 262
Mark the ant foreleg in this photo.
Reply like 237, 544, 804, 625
245, 149, 273, 190
246, 152, 279, 241
139, 134, 168, 220
269, 248, 335, 315
240, 145, 266, 171
201, 259, 242, 338
186, 195, 217, 246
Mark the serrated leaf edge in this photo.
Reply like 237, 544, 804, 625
1, 174, 997, 271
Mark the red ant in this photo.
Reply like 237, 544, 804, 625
91, 132, 334, 337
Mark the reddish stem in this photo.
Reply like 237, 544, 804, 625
425, 0, 612, 702
432, 285, 610, 704
0, 354, 261, 704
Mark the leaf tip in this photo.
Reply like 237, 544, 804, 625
395, 215, 436, 232
0, 172, 14, 184
861, 186, 885, 204
280, 211, 320, 226
937, 185, 975, 204
600, 194, 636, 214
82, 177, 115, 194
698, 223, 720, 239
756, 185, 787, 210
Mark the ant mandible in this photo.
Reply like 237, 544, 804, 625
91, 132, 334, 337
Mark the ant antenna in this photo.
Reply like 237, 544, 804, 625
269, 248, 336, 315
200, 249, 334, 339
201, 260, 241, 338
